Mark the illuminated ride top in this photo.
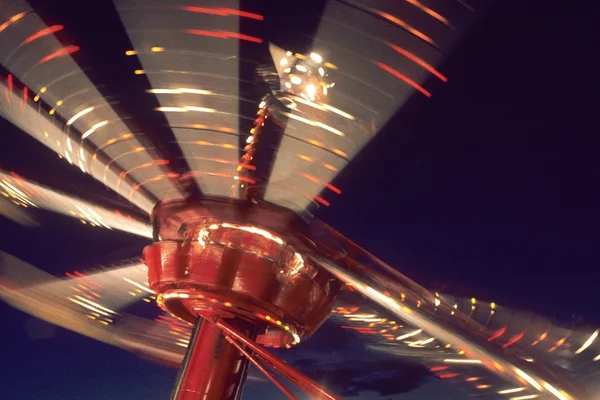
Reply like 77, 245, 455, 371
1, 0, 599, 399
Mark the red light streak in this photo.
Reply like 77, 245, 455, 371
374, 61, 432, 97
39, 45, 80, 65
185, 29, 262, 44
238, 163, 256, 171
7, 74, 13, 91
73, 271, 104, 289
502, 331, 524, 348
387, 43, 447, 82
314, 195, 330, 207
340, 326, 376, 334
430, 366, 449, 372
180, 6, 263, 20
23, 86, 28, 102
23, 25, 64, 44
298, 172, 342, 195
325, 183, 342, 195
439, 373, 459, 379
487, 326, 507, 342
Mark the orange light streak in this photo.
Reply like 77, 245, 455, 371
190, 140, 239, 150
185, 29, 262, 43
92, 134, 137, 165
0, 12, 26, 34
549, 337, 567, 352
377, 11, 434, 45
39, 45, 80, 65
129, 172, 180, 200
105, 149, 155, 187
387, 43, 447, 82
118, 159, 170, 182
374, 61, 432, 97
182, 170, 257, 185
306, 139, 348, 158
23, 86, 28, 102
532, 331, 548, 346
296, 171, 342, 194
180, 6, 264, 20
23, 25, 64, 44
405, 0, 451, 26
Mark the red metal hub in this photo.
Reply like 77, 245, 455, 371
143, 198, 342, 399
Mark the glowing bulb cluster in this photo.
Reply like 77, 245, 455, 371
279, 51, 334, 103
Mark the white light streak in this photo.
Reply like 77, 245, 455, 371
147, 88, 213, 95
73, 295, 117, 316
284, 112, 345, 136
123, 277, 155, 294
66, 106, 95, 126
443, 359, 483, 364
156, 107, 186, 112
178, 88, 213, 95
343, 313, 377, 319
396, 329, 422, 340
542, 382, 571, 400
81, 120, 108, 139
575, 329, 599, 354
68, 297, 112, 317
498, 388, 526, 394
184, 106, 216, 113
513, 368, 542, 391
221, 223, 284, 245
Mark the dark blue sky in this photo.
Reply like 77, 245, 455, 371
1, 0, 600, 398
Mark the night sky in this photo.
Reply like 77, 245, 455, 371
2, 0, 600, 398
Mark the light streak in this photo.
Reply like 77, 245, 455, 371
123, 277, 155, 294
498, 388, 527, 394
443, 359, 482, 364
574, 329, 599, 354
66, 106, 95, 126
395, 329, 422, 340
82, 120, 108, 139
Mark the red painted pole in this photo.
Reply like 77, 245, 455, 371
213, 317, 340, 400
170, 318, 256, 400
224, 336, 297, 400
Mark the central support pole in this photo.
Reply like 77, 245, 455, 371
171, 317, 257, 400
